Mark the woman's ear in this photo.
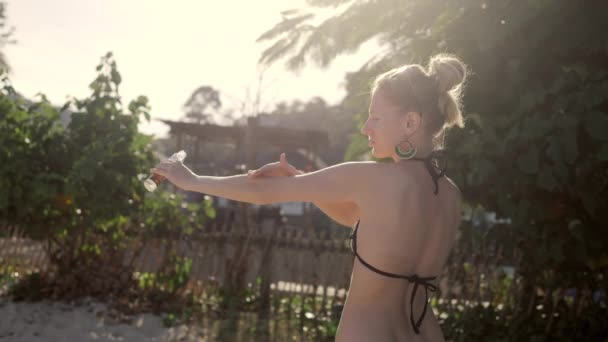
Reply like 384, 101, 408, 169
403, 111, 422, 133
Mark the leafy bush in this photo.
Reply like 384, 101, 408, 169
0, 52, 214, 302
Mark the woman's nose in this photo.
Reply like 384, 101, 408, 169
360, 122, 370, 135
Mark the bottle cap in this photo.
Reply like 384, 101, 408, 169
170, 150, 187, 162
143, 178, 158, 192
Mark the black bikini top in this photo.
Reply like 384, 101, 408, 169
409, 149, 447, 195
347, 151, 446, 334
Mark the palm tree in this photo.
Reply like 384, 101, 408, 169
256, 0, 450, 71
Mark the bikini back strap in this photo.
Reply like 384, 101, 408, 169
410, 149, 447, 195
349, 219, 438, 334
408, 274, 438, 334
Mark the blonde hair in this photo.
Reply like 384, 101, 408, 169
372, 53, 467, 148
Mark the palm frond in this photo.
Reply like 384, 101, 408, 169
256, 12, 315, 43
258, 30, 307, 66
281, 1, 388, 70
305, 0, 356, 8
0, 50, 9, 73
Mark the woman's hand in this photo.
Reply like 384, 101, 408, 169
150, 159, 197, 191
247, 153, 303, 179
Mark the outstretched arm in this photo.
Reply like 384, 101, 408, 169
190, 173, 262, 204
249, 162, 365, 205
248, 153, 360, 227
150, 159, 370, 205
150, 161, 261, 203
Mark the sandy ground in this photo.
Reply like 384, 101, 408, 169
0, 298, 207, 342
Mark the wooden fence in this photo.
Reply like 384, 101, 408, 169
0, 217, 356, 297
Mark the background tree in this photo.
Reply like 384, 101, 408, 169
183, 85, 222, 124
259, 96, 355, 164
0, 2, 16, 72
257, 1, 608, 340
1, 52, 214, 303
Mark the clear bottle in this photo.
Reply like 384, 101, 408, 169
143, 150, 187, 192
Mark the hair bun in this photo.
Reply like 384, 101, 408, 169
428, 54, 466, 93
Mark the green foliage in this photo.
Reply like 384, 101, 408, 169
0, 80, 68, 238
137, 255, 192, 294
0, 2, 15, 72
0, 265, 19, 294
436, 299, 608, 341
259, 0, 608, 339
0, 52, 214, 301
0, 52, 154, 239
64, 53, 154, 225
139, 191, 215, 238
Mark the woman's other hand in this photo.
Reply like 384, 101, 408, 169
247, 153, 303, 179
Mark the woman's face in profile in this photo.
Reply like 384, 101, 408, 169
361, 90, 404, 159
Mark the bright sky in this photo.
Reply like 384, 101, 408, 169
6, 0, 375, 138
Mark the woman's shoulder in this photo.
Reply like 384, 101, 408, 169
327, 161, 391, 189
333, 161, 417, 182
330, 161, 461, 193
441, 175, 463, 210
371, 161, 462, 200
330, 161, 384, 173
442, 175, 461, 196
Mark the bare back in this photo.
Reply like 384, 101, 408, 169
336, 160, 461, 342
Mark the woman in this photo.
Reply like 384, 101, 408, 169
151, 54, 466, 341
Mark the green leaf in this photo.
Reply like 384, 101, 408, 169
597, 144, 608, 161
60, 101, 71, 113
546, 132, 578, 164
518, 93, 537, 113
568, 220, 584, 242
521, 116, 551, 140
517, 147, 539, 174
584, 111, 608, 140
546, 137, 561, 163
552, 161, 569, 183
580, 192, 598, 218
560, 129, 578, 164
573, 64, 589, 81
537, 166, 558, 191
111, 69, 122, 86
